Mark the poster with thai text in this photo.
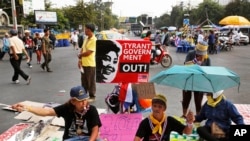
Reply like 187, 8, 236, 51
99, 113, 142, 141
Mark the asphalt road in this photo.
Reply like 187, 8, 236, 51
0, 38, 250, 134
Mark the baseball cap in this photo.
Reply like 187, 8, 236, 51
9, 29, 18, 35
70, 86, 89, 101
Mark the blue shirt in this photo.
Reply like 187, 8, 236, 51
208, 34, 215, 44
195, 98, 244, 133
154, 34, 161, 44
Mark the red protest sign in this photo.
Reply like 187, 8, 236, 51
96, 40, 151, 83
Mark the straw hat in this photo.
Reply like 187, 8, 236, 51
24, 30, 30, 33
196, 41, 208, 55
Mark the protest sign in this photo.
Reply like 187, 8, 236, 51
132, 82, 156, 99
96, 40, 151, 83
99, 113, 142, 141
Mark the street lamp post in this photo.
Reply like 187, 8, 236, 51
11, 0, 17, 30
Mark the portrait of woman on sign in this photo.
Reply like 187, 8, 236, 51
96, 40, 121, 83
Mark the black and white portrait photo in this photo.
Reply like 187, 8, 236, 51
96, 40, 122, 83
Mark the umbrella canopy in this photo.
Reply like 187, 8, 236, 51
201, 24, 221, 31
219, 16, 250, 25
176, 31, 183, 36
150, 65, 240, 93
168, 26, 177, 31
160, 26, 168, 30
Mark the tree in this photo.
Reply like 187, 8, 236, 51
52, 9, 70, 31
154, 14, 171, 29
54, 0, 118, 30
44, 0, 53, 10
152, 0, 225, 29
224, 0, 250, 20
63, 0, 99, 30
191, 0, 224, 25
169, 6, 183, 27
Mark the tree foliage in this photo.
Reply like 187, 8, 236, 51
195, 0, 224, 25
224, 0, 250, 20
2, 0, 250, 31
154, 0, 225, 28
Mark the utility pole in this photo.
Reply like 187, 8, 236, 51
11, 0, 17, 30
101, 11, 104, 31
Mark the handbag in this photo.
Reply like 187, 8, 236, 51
211, 122, 226, 138
105, 85, 120, 114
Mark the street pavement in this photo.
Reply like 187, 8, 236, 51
0, 39, 250, 134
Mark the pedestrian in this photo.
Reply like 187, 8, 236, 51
144, 31, 155, 64
149, 31, 161, 64
234, 30, 241, 46
143, 30, 151, 41
186, 34, 195, 48
134, 94, 195, 141
161, 27, 170, 51
78, 23, 97, 102
8, 29, 31, 84
195, 90, 244, 141
208, 30, 215, 54
18, 31, 23, 39
0, 32, 10, 60
49, 31, 56, 50
78, 30, 85, 48
197, 30, 204, 44
71, 31, 79, 50
182, 41, 211, 118
41, 28, 53, 72
33, 32, 43, 64
22, 30, 34, 68
11, 85, 102, 141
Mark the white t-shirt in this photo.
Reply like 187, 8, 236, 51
71, 34, 78, 42
197, 34, 204, 43
9, 36, 25, 54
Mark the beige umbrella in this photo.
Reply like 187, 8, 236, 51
219, 15, 250, 25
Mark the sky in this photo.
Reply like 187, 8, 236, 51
51, 0, 203, 17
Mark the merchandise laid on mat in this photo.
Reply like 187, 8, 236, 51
169, 116, 200, 141
1, 101, 64, 141
1, 100, 107, 141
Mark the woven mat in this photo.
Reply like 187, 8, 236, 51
170, 116, 200, 141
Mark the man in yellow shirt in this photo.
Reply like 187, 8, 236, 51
186, 35, 195, 47
78, 23, 96, 102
